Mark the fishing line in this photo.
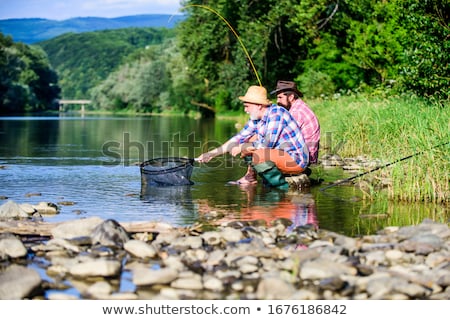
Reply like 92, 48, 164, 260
183, 4, 262, 86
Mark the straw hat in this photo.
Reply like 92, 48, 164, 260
270, 80, 303, 97
238, 86, 271, 105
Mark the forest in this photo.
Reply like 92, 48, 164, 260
0, 0, 448, 115
0, 33, 60, 113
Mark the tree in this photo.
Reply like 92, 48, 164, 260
38, 28, 172, 99
291, 0, 449, 98
396, 0, 449, 100
91, 43, 171, 112
0, 33, 60, 113
178, 0, 306, 112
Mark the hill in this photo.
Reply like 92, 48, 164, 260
0, 14, 185, 44
38, 27, 175, 99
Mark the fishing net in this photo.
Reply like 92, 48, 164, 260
140, 157, 195, 186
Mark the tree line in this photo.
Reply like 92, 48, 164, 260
0, 33, 60, 113
177, 0, 448, 113
1, 0, 448, 115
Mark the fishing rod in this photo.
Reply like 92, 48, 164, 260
319, 141, 449, 192
183, 4, 262, 87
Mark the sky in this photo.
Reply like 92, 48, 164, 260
0, 0, 183, 20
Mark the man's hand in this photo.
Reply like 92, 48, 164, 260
195, 152, 216, 163
241, 145, 256, 156
230, 143, 255, 157
230, 146, 241, 157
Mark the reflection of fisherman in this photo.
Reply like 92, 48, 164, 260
195, 185, 319, 236
239, 186, 318, 232
196, 85, 309, 189
285, 194, 318, 233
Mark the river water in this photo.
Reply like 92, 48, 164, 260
0, 115, 447, 236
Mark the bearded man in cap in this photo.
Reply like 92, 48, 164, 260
196, 85, 309, 189
271, 80, 320, 164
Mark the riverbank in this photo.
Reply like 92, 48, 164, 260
0, 200, 448, 300
309, 95, 449, 203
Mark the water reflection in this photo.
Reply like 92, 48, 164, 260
139, 183, 198, 225
240, 186, 318, 230
140, 184, 193, 205
193, 182, 319, 231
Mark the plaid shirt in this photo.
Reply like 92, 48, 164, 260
289, 99, 320, 164
232, 104, 309, 168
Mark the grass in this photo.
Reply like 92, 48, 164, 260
307, 94, 449, 204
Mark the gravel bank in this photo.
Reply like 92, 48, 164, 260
0, 199, 448, 300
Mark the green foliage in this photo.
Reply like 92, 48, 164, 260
177, 0, 448, 107
91, 58, 169, 112
91, 39, 178, 113
344, 2, 404, 82
396, 0, 450, 100
178, 0, 309, 111
289, 0, 449, 99
297, 70, 336, 98
38, 28, 174, 99
11, 1, 446, 115
296, 34, 362, 96
177, 1, 245, 111
214, 89, 232, 113
0, 33, 60, 113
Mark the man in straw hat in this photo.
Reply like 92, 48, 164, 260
196, 85, 309, 189
271, 80, 320, 164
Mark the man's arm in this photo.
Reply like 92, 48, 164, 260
196, 138, 239, 163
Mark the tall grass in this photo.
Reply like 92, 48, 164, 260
309, 95, 449, 203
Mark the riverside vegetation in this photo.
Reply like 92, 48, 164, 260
309, 94, 449, 204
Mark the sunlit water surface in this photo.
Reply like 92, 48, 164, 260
1, 115, 447, 237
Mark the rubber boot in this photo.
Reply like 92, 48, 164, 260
252, 161, 289, 190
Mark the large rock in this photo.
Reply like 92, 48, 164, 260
51, 216, 104, 239
0, 200, 30, 220
0, 265, 42, 299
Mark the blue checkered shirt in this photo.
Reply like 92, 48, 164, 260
232, 104, 309, 168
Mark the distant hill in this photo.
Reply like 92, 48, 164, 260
37, 27, 175, 98
0, 14, 185, 44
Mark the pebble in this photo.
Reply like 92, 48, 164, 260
0, 199, 448, 300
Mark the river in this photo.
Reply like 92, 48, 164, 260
0, 114, 447, 236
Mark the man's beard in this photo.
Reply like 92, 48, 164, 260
279, 101, 292, 110
249, 112, 259, 121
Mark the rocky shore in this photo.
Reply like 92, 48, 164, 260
0, 199, 449, 300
